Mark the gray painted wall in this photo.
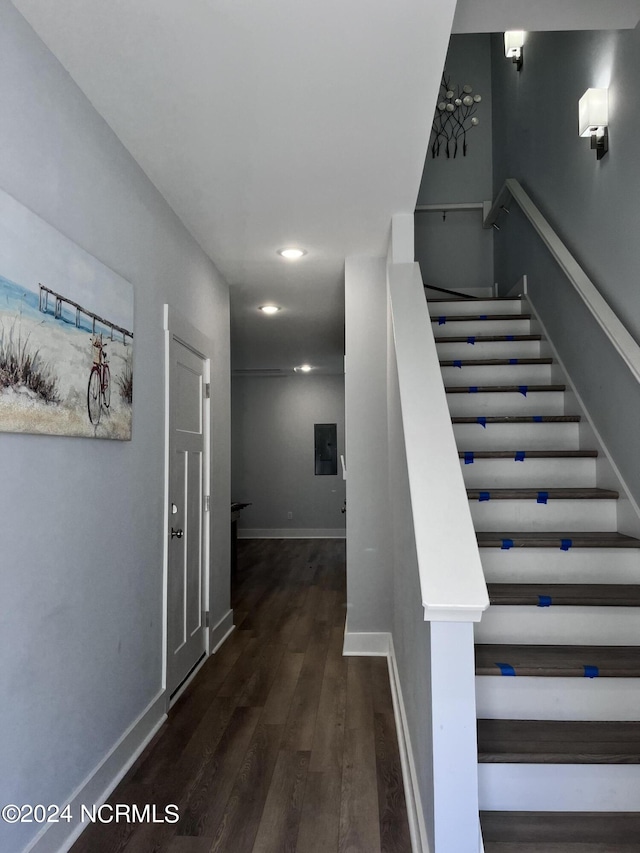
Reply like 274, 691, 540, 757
0, 4, 230, 850
491, 26, 640, 508
344, 257, 392, 633
387, 319, 435, 848
416, 34, 494, 291
231, 374, 346, 533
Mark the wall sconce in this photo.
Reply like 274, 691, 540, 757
579, 88, 609, 160
504, 31, 524, 71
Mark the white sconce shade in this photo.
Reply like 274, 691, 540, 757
504, 31, 525, 58
579, 88, 609, 159
504, 31, 524, 71
578, 88, 608, 137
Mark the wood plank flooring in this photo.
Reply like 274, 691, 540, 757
71, 538, 411, 853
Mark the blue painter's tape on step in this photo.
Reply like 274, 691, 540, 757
453, 359, 463, 368
496, 663, 516, 676
519, 385, 528, 397
464, 452, 474, 464
560, 538, 573, 551
479, 491, 491, 502
537, 491, 549, 504
515, 451, 526, 462
501, 538, 514, 550
533, 415, 544, 422
509, 358, 519, 365
538, 595, 552, 607
438, 316, 446, 325
584, 665, 599, 678
467, 336, 476, 345
506, 335, 515, 341
469, 386, 479, 393
477, 417, 487, 428
480, 314, 488, 320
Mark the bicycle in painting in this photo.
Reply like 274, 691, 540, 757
87, 333, 111, 425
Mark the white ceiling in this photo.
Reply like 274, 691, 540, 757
12, 0, 459, 374
453, 0, 640, 34
13, 1, 640, 375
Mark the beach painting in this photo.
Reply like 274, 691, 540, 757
0, 188, 133, 440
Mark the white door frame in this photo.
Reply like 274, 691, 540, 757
163, 304, 211, 707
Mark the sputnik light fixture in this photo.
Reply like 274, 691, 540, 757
579, 88, 609, 160
504, 31, 524, 72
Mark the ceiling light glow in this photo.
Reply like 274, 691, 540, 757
278, 248, 306, 260
296, 364, 312, 373
259, 305, 280, 314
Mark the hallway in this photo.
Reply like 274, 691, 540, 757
71, 539, 412, 853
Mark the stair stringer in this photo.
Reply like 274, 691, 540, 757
525, 292, 640, 539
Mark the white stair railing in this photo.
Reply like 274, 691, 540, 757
485, 178, 640, 384
386, 214, 488, 853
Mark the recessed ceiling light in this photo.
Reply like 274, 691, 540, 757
295, 364, 312, 373
259, 305, 281, 314
278, 248, 306, 260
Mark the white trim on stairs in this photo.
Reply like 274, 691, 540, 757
387, 635, 431, 853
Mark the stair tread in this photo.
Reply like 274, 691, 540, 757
467, 488, 618, 500
459, 450, 598, 458
432, 313, 530, 322
453, 415, 580, 423
481, 810, 640, 845
446, 384, 565, 393
477, 531, 640, 548
476, 643, 640, 677
478, 719, 640, 763
436, 334, 541, 343
441, 357, 553, 366
488, 583, 640, 607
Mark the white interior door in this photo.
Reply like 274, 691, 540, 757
166, 319, 209, 697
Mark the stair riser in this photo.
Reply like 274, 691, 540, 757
437, 340, 541, 360
442, 364, 552, 386
479, 765, 640, 811
480, 548, 640, 585
447, 392, 565, 417
453, 423, 580, 451
461, 458, 596, 488
476, 676, 640, 721
433, 318, 531, 336
428, 299, 524, 317
475, 606, 640, 645
470, 500, 617, 532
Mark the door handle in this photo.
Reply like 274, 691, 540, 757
171, 528, 184, 539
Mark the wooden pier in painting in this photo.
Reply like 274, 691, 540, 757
38, 284, 133, 343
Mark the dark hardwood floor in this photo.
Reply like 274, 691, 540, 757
71, 538, 411, 853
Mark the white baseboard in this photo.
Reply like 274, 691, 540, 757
211, 609, 235, 653
238, 528, 346, 539
342, 629, 390, 656
26, 690, 166, 853
387, 635, 430, 853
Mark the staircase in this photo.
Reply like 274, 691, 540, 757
429, 295, 640, 851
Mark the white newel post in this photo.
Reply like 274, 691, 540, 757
430, 621, 480, 852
